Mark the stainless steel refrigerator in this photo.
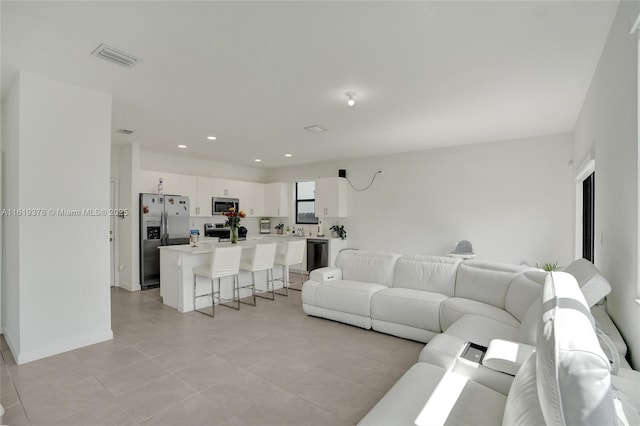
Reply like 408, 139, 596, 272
140, 193, 190, 289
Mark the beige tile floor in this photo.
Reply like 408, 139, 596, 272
0, 284, 423, 425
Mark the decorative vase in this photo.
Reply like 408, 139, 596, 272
230, 226, 238, 244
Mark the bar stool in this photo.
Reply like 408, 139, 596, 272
273, 239, 307, 295
239, 242, 277, 302
192, 245, 242, 317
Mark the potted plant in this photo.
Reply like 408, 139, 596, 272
275, 222, 284, 234
536, 261, 559, 271
330, 225, 347, 240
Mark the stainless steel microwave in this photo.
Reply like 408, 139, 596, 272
212, 197, 239, 215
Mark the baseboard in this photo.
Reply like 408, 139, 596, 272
14, 329, 113, 365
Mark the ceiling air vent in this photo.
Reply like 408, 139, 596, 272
91, 44, 140, 68
116, 129, 134, 135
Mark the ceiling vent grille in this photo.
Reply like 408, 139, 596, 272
91, 44, 140, 68
116, 128, 134, 135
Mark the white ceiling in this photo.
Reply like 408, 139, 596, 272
1, 1, 618, 169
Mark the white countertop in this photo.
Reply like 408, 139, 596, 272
159, 237, 303, 255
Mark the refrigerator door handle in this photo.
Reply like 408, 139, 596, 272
161, 211, 167, 245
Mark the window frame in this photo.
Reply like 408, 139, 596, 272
295, 181, 318, 225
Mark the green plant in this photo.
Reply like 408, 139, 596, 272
329, 225, 347, 240
275, 222, 284, 230
536, 261, 559, 271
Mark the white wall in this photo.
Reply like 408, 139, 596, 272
2, 73, 20, 349
267, 133, 574, 266
141, 150, 268, 183
2, 72, 113, 364
116, 143, 140, 292
574, 1, 640, 369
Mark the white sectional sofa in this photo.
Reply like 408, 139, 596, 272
359, 272, 636, 425
303, 250, 545, 344
302, 250, 638, 424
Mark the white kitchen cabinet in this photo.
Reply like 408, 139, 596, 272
238, 181, 265, 217
139, 170, 181, 195
180, 174, 198, 213
196, 177, 214, 217
315, 177, 347, 218
264, 182, 289, 217
211, 178, 239, 198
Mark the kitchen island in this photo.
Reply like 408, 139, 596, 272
159, 239, 293, 313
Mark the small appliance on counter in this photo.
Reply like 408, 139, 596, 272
190, 229, 200, 247
260, 218, 271, 234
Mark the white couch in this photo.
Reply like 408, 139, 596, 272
358, 272, 634, 425
303, 250, 544, 344
303, 250, 638, 424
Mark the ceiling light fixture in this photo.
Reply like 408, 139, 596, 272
116, 128, 134, 135
207, 136, 217, 140
178, 144, 187, 149
345, 92, 356, 107
254, 158, 262, 162
284, 154, 293, 157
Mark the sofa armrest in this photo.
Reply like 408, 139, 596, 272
309, 266, 342, 283
482, 339, 536, 376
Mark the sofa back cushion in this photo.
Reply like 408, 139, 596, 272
454, 261, 533, 309
562, 258, 611, 307
536, 271, 614, 426
335, 250, 401, 287
505, 270, 546, 322
392, 255, 460, 296
501, 353, 545, 426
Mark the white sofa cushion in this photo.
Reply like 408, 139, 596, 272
536, 271, 615, 426
517, 297, 541, 346
358, 362, 507, 426
440, 297, 520, 331
335, 250, 400, 286
303, 279, 387, 317
562, 258, 612, 307
371, 288, 447, 332
455, 260, 533, 310
502, 353, 545, 426
392, 255, 460, 296
443, 314, 520, 347
504, 270, 546, 322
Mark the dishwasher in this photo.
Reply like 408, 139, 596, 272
306, 239, 329, 272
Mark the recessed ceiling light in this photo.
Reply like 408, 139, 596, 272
254, 158, 262, 162
116, 128, 135, 135
284, 154, 293, 157
207, 136, 217, 140
178, 144, 187, 149
304, 125, 327, 133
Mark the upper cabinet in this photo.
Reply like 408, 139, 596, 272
180, 174, 198, 213
211, 178, 239, 198
139, 170, 181, 195
315, 177, 347, 218
238, 181, 265, 217
264, 183, 289, 217
139, 170, 292, 218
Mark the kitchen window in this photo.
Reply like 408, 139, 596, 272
296, 181, 318, 224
